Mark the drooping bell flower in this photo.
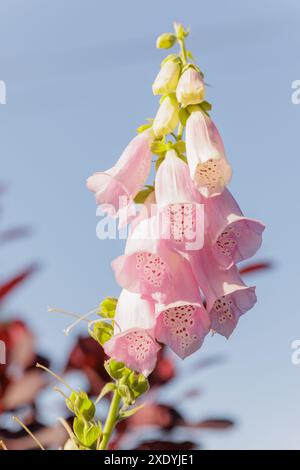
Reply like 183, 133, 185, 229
104, 289, 160, 376
154, 255, 210, 359
155, 148, 205, 251
112, 215, 201, 302
185, 109, 232, 197
153, 94, 180, 138
152, 56, 181, 96
86, 129, 153, 220
176, 65, 205, 107
206, 189, 265, 269
188, 246, 257, 339
155, 301, 210, 359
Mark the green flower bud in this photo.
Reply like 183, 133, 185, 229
105, 359, 131, 380
128, 372, 149, 398
153, 94, 180, 138
152, 57, 181, 96
118, 383, 134, 405
67, 391, 95, 421
156, 33, 176, 49
90, 320, 113, 346
99, 297, 118, 318
73, 417, 102, 449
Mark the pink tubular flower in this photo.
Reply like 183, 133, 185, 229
155, 149, 205, 251
155, 301, 210, 359
104, 289, 160, 376
188, 247, 257, 339
206, 189, 265, 269
112, 213, 205, 303
86, 129, 153, 219
185, 110, 232, 197
111, 216, 173, 301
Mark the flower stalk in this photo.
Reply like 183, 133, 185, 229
99, 390, 121, 450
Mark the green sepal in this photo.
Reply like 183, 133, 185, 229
137, 119, 153, 134
187, 50, 195, 61
73, 417, 102, 449
151, 140, 168, 155
134, 185, 154, 204
95, 382, 116, 404
181, 63, 203, 78
90, 321, 114, 346
118, 404, 145, 420
199, 100, 212, 115
66, 391, 95, 420
173, 140, 186, 154
128, 371, 149, 398
156, 33, 176, 49
118, 384, 134, 406
179, 107, 190, 126
98, 297, 118, 319
105, 359, 131, 380
160, 54, 181, 68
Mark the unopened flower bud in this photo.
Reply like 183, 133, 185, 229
156, 33, 176, 49
153, 94, 180, 137
176, 66, 205, 107
152, 57, 181, 95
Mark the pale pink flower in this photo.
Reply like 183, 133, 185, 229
188, 246, 257, 338
104, 289, 160, 376
112, 215, 205, 302
86, 129, 153, 219
186, 110, 232, 197
206, 189, 265, 269
155, 300, 210, 359
176, 66, 205, 107
155, 149, 205, 251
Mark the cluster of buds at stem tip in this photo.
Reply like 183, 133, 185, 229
151, 23, 206, 138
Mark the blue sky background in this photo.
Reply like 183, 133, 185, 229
0, 0, 300, 449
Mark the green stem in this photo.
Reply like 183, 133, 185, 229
178, 38, 188, 66
177, 123, 184, 140
177, 35, 188, 140
99, 390, 121, 450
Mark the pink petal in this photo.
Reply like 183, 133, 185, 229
114, 289, 156, 333
86, 130, 152, 218
186, 111, 232, 197
155, 150, 205, 251
188, 247, 257, 338
155, 301, 210, 359
206, 189, 265, 269
104, 328, 160, 376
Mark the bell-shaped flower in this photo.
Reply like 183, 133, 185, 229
155, 148, 205, 251
206, 189, 265, 269
154, 254, 210, 359
176, 66, 205, 107
112, 215, 199, 303
152, 57, 181, 96
104, 290, 160, 376
86, 129, 153, 220
153, 94, 180, 138
188, 246, 256, 338
155, 301, 210, 359
186, 110, 232, 197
